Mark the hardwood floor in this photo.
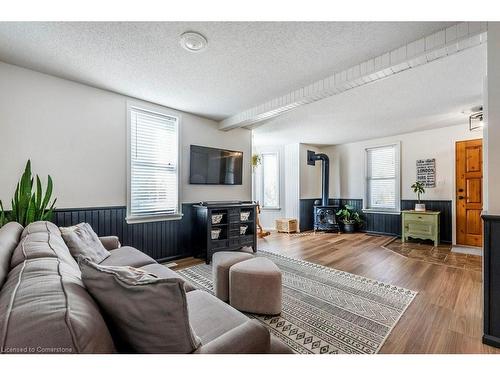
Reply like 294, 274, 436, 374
172, 231, 499, 354
385, 238, 482, 271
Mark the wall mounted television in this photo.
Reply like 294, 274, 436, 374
189, 145, 243, 185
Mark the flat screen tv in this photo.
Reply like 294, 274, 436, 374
189, 145, 243, 185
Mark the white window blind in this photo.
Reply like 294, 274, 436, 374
128, 106, 179, 221
262, 153, 280, 208
365, 144, 399, 211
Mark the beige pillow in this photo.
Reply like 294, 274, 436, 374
60, 223, 110, 263
78, 257, 201, 354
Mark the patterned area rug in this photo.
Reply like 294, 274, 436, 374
177, 251, 417, 354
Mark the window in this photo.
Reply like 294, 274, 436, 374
261, 153, 280, 209
364, 143, 400, 212
127, 103, 181, 223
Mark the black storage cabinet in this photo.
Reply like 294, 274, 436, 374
193, 202, 257, 264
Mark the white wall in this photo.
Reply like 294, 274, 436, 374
486, 23, 500, 214
253, 143, 301, 230
299, 144, 322, 199
252, 144, 286, 230
253, 141, 334, 229
284, 143, 300, 222
0, 62, 252, 209
321, 124, 482, 201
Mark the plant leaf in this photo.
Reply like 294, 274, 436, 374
16, 160, 33, 226
26, 193, 36, 224
0, 200, 6, 227
42, 198, 57, 221
41, 175, 53, 213
35, 175, 42, 220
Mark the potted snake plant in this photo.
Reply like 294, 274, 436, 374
0, 160, 57, 227
336, 205, 363, 233
411, 181, 426, 211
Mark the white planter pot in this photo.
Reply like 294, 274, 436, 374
415, 203, 426, 212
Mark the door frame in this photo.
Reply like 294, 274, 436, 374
452, 137, 483, 247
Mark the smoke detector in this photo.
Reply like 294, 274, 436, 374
179, 31, 208, 53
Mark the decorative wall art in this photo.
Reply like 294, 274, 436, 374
416, 158, 436, 188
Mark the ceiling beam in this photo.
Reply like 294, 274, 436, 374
219, 22, 487, 131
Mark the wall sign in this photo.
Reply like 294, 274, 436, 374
416, 158, 436, 188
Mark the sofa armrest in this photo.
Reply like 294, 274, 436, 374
193, 319, 270, 354
99, 236, 121, 251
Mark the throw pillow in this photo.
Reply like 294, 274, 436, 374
60, 223, 110, 263
78, 256, 201, 353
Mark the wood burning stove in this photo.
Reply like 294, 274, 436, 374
307, 150, 340, 232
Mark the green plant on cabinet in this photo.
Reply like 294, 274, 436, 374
411, 181, 425, 202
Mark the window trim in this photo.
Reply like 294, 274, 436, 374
261, 151, 281, 210
126, 100, 183, 224
363, 142, 401, 214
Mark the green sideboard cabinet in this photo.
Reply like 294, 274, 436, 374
401, 210, 440, 246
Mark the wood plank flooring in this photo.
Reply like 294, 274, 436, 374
385, 238, 482, 271
172, 231, 498, 354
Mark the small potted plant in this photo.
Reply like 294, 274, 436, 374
336, 205, 362, 233
411, 181, 426, 211
252, 154, 262, 171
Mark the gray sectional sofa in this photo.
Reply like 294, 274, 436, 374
0, 221, 290, 354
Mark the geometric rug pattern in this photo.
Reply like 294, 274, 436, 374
177, 250, 417, 354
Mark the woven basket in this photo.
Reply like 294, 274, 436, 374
276, 218, 298, 234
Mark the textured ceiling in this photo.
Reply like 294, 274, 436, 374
253, 44, 486, 146
0, 21, 455, 120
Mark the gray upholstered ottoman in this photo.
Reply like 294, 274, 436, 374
229, 257, 282, 315
212, 251, 253, 302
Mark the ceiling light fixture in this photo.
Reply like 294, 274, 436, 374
179, 31, 208, 53
469, 105, 484, 132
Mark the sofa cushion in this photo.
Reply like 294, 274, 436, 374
98, 236, 121, 251
186, 289, 249, 344
193, 319, 271, 354
79, 258, 201, 353
60, 223, 110, 263
0, 222, 23, 289
10, 221, 78, 271
140, 263, 196, 292
99, 246, 155, 268
0, 258, 115, 353
20, 220, 60, 239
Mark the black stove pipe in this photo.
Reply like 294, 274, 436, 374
307, 150, 330, 207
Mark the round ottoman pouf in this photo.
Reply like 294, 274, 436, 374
212, 251, 254, 302
229, 257, 282, 315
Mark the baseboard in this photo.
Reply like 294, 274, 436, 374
483, 334, 500, 348
156, 253, 194, 263
361, 230, 399, 237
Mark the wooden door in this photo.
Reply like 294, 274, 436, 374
456, 139, 483, 247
